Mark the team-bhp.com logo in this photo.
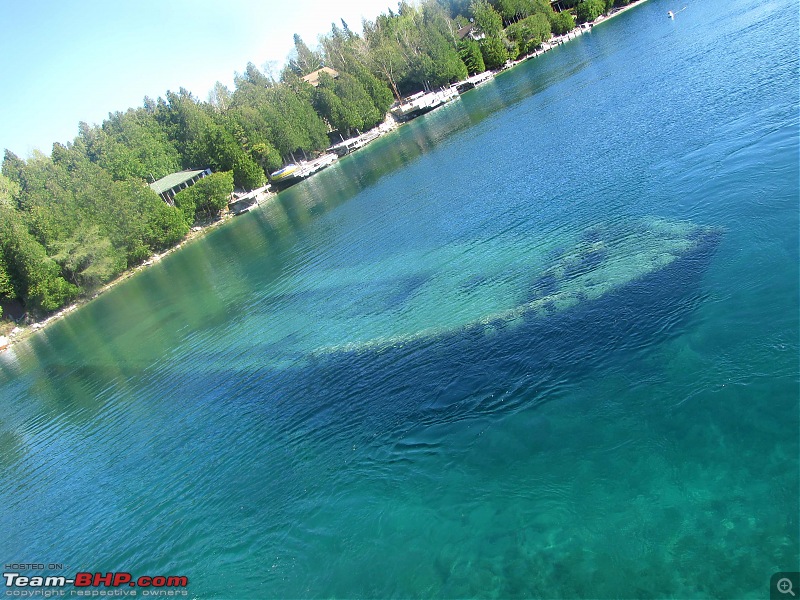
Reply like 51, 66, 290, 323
3, 571, 188, 597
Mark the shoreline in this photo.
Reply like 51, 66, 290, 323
501, 0, 652, 68
0, 202, 251, 352
0, 2, 649, 355
592, 0, 653, 26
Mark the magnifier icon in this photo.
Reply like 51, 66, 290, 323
778, 578, 796, 596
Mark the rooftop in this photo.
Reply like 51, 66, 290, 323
149, 170, 208, 195
301, 67, 339, 87
457, 24, 474, 39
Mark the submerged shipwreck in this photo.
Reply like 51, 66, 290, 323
9, 217, 721, 416
299, 217, 722, 358
81, 216, 719, 378
229, 215, 725, 419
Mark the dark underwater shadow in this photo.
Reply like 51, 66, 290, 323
234, 228, 723, 447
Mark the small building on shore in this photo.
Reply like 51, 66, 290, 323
149, 168, 212, 204
457, 24, 485, 41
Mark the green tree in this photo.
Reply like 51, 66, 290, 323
437, 0, 474, 19
497, 0, 533, 23
234, 62, 273, 90
352, 65, 394, 115
287, 34, 324, 77
77, 109, 181, 183
5, 140, 186, 290
575, 0, 605, 23
194, 171, 234, 216
1, 150, 25, 190
323, 20, 398, 103
0, 250, 12, 301
361, 20, 409, 99
0, 175, 16, 307
173, 171, 233, 223
50, 143, 148, 271
51, 226, 122, 289
154, 89, 265, 189
173, 189, 197, 226
115, 179, 188, 261
0, 172, 19, 209
208, 81, 233, 112
458, 38, 486, 74
230, 78, 329, 161
315, 72, 383, 136
320, 22, 352, 73
418, 29, 468, 87
480, 36, 509, 69
0, 203, 77, 312
505, 13, 551, 55
550, 10, 576, 34
360, 1, 469, 96
250, 141, 284, 173
12, 150, 81, 253
144, 197, 189, 251
471, 0, 504, 36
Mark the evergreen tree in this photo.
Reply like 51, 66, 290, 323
459, 38, 486, 74
208, 81, 233, 112
480, 36, 509, 68
287, 34, 324, 77
506, 13, 551, 55
1, 150, 26, 190
550, 10, 576, 34
0, 202, 77, 312
314, 72, 384, 137
77, 109, 181, 182
0, 174, 18, 304
0, 0, 596, 316
352, 65, 395, 115
154, 89, 265, 189
576, 0, 605, 23
471, 0, 504, 36
173, 171, 233, 224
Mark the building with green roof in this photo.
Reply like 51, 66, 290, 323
149, 168, 212, 204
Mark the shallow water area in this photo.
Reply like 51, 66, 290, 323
0, 0, 798, 597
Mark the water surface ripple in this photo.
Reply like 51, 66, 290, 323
1, 0, 798, 597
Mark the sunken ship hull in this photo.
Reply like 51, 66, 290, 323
228, 217, 724, 435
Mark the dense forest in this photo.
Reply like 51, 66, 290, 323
0, 0, 630, 320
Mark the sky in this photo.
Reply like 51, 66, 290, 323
0, 0, 397, 157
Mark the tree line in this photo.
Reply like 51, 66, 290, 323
0, 0, 629, 319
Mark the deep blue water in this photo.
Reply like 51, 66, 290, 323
1, 0, 798, 597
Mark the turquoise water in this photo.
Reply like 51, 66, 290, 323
1, 0, 798, 597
